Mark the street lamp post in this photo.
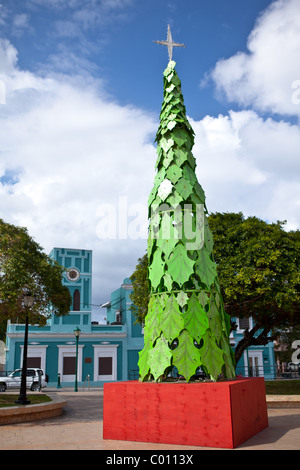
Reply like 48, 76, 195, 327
15, 287, 34, 405
74, 326, 81, 392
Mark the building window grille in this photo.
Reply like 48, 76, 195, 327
63, 356, 76, 375
238, 317, 250, 330
99, 357, 113, 376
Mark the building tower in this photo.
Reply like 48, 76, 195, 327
49, 248, 92, 332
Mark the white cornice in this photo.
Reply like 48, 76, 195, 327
7, 332, 127, 339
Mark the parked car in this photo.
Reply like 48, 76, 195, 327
0, 368, 48, 392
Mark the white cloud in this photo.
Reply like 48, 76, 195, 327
211, 0, 300, 117
12, 13, 31, 36
191, 110, 300, 230
200, 0, 300, 232
0, 39, 18, 73
0, 38, 156, 311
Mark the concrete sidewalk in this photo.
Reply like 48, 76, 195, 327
0, 390, 299, 450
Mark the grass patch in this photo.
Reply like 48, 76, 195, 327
265, 380, 300, 395
0, 394, 52, 407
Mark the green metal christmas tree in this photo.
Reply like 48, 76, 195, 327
138, 26, 235, 382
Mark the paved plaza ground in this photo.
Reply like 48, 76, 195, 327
0, 389, 299, 451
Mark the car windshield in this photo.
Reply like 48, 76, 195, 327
11, 370, 22, 378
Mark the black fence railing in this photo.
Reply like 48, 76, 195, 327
235, 364, 300, 379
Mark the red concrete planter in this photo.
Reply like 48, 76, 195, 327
103, 378, 268, 448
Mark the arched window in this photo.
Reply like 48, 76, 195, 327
73, 289, 80, 311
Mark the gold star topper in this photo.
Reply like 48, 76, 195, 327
154, 24, 185, 61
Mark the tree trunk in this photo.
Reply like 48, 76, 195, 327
234, 324, 275, 365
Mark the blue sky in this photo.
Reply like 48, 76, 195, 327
1, 0, 273, 119
0, 0, 299, 318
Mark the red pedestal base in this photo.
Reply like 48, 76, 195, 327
103, 378, 268, 449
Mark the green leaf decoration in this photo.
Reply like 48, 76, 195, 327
167, 120, 176, 131
163, 272, 173, 291
158, 179, 173, 201
186, 151, 196, 170
178, 209, 203, 251
143, 295, 162, 343
138, 337, 153, 381
164, 61, 175, 78
159, 212, 175, 241
166, 163, 183, 183
147, 232, 156, 259
149, 214, 160, 238
166, 83, 175, 93
159, 293, 184, 342
198, 291, 209, 309
158, 236, 179, 259
176, 177, 193, 200
167, 242, 195, 287
155, 147, 164, 169
166, 191, 184, 207
154, 167, 167, 187
156, 213, 180, 257
182, 164, 197, 186
148, 335, 173, 381
201, 330, 225, 381
172, 128, 189, 147
148, 186, 157, 207
207, 294, 224, 341
194, 182, 206, 202
148, 248, 165, 290
160, 137, 174, 153
176, 291, 189, 308
170, 73, 181, 87
172, 329, 201, 382
182, 292, 209, 342
161, 150, 175, 169
173, 147, 189, 167
204, 216, 214, 251
194, 247, 217, 287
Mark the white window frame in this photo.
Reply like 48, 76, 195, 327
236, 316, 253, 334
243, 349, 264, 377
20, 345, 48, 373
57, 344, 84, 383
93, 344, 118, 381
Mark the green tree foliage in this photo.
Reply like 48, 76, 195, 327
130, 254, 149, 326
0, 219, 71, 339
209, 212, 300, 363
130, 213, 300, 365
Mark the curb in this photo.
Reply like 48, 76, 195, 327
266, 395, 300, 408
0, 394, 67, 425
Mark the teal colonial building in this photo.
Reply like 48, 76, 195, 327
5, 248, 144, 387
